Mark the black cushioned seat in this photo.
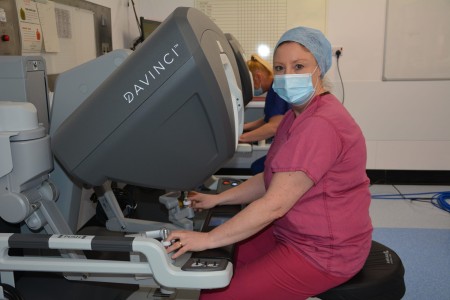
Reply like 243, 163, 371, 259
316, 241, 406, 300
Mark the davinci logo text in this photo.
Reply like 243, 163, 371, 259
123, 44, 180, 104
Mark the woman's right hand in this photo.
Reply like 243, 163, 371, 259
188, 191, 220, 211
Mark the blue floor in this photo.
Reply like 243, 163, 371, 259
369, 184, 450, 300
373, 228, 450, 300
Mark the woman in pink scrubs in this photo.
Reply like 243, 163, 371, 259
166, 26, 373, 300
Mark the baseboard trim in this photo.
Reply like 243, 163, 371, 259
366, 170, 450, 185
217, 168, 450, 185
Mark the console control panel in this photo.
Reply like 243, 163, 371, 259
181, 257, 228, 272
216, 178, 242, 194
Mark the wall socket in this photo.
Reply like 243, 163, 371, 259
101, 42, 110, 54
332, 46, 343, 56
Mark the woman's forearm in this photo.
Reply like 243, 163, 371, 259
215, 173, 266, 206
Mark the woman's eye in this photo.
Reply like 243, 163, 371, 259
274, 66, 284, 72
294, 64, 304, 70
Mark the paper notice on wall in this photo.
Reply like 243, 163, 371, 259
40, 2, 95, 75
15, 0, 42, 53
18, 22, 42, 52
36, 1, 60, 52
0, 8, 7, 23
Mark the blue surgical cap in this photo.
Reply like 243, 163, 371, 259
275, 27, 332, 78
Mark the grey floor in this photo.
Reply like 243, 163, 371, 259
369, 184, 450, 229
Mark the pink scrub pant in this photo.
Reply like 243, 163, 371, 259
200, 225, 350, 300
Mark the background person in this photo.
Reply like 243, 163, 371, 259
240, 54, 290, 174
166, 26, 373, 300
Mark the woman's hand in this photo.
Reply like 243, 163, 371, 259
165, 230, 211, 259
188, 192, 219, 211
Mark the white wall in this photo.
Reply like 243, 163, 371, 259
86, 0, 132, 49
326, 0, 450, 170
89, 0, 450, 171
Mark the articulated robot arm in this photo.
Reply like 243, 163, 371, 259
0, 102, 72, 236
0, 101, 86, 265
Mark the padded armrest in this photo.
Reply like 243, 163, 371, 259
192, 205, 242, 262
236, 143, 252, 152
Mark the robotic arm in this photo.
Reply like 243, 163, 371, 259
0, 102, 70, 236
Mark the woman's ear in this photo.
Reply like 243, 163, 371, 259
253, 71, 263, 85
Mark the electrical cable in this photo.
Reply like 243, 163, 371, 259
0, 284, 24, 300
130, 0, 142, 37
371, 185, 450, 213
431, 192, 450, 213
335, 50, 345, 105
130, 0, 143, 50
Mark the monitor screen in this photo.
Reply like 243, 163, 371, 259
51, 7, 244, 191
208, 215, 231, 227
140, 17, 161, 40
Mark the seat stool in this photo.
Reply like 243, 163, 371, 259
316, 241, 406, 300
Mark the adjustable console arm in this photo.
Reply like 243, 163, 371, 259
0, 233, 232, 289
94, 183, 180, 232
159, 191, 195, 230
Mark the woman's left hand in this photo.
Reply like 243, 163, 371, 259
165, 230, 211, 259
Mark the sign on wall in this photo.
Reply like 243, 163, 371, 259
383, 0, 450, 80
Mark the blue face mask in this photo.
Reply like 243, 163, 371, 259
253, 85, 264, 96
272, 67, 318, 106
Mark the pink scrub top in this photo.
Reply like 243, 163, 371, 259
264, 92, 373, 277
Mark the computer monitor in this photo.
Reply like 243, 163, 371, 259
51, 7, 244, 191
225, 33, 253, 106
140, 17, 161, 40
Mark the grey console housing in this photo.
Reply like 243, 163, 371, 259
51, 7, 244, 191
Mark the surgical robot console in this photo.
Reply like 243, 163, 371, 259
0, 7, 248, 299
